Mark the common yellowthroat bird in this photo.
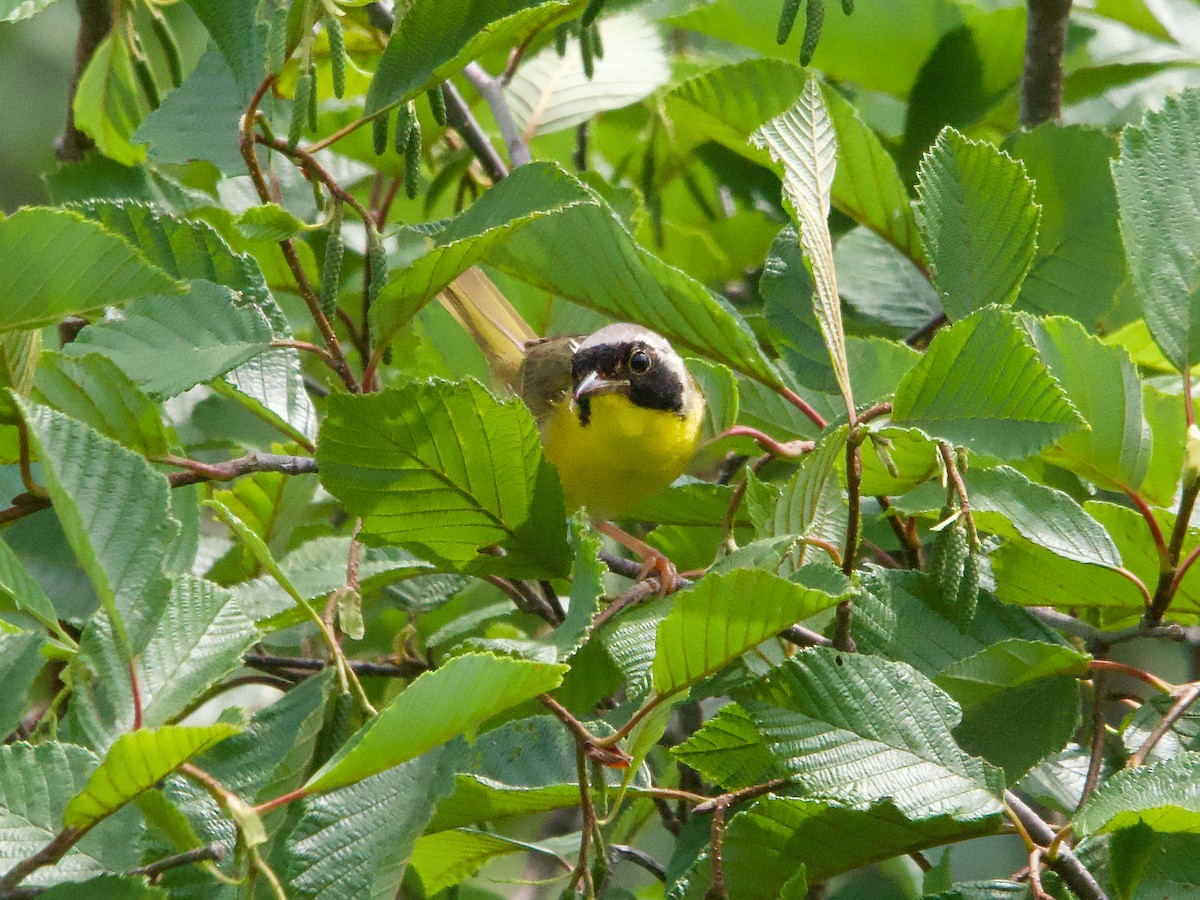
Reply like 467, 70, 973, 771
440, 269, 705, 589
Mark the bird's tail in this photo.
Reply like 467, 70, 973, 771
438, 267, 537, 389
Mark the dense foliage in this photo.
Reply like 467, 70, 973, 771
2, 0, 1200, 897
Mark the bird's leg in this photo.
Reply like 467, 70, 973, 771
593, 520, 679, 594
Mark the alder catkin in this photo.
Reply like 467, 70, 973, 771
306, 62, 319, 131
555, 23, 570, 57
940, 524, 970, 611
404, 118, 422, 199
320, 219, 344, 318
132, 48, 161, 109
590, 21, 604, 59
954, 548, 981, 631
777, 0, 802, 44
394, 101, 415, 155
372, 113, 388, 156
799, 0, 824, 66
579, 23, 596, 79
366, 227, 388, 309
267, 3, 290, 75
842, 0, 854, 13
427, 86, 447, 126
327, 16, 346, 99
288, 69, 312, 148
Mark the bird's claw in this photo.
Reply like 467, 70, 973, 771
637, 551, 679, 595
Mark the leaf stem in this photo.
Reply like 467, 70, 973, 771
721, 426, 815, 458
778, 386, 828, 430
1089, 658, 1173, 693
1146, 473, 1200, 626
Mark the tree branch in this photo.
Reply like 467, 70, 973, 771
161, 453, 318, 487
1021, 0, 1073, 128
56, 0, 113, 161
442, 81, 509, 183
1128, 681, 1200, 767
1004, 791, 1108, 900
463, 61, 531, 166
243, 652, 430, 679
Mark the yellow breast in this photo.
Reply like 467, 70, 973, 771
540, 393, 703, 520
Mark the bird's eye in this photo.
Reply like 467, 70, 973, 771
629, 349, 652, 374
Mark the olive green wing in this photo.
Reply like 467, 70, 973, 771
519, 336, 578, 422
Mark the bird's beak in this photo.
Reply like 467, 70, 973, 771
574, 371, 626, 402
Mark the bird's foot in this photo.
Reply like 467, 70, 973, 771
594, 520, 679, 595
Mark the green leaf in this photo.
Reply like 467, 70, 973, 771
1076, 751, 1200, 835
18, 398, 175, 650
411, 828, 565, 894
741, 648, 1006, 821
716, 796, 1000, 889
67, 281, 275, 400
652, 569, 849, 699
1123, 692, 1200, 764
916, 128, 1039, 320
993, 500, 1200, 614
183, 0, 263, 95
672, 703, 788, 790
1, 0, 58, 23
763, 429, 847, 571
962, 465, 1122, 568
1113, 87, 1200, 370
487, 173, 781, 388
0, 208, 181, 332
0, 632, 45, 738
236, 203, 308, 242
136, 575, 261, 727
1024, 315, 1152, 493
1010, 125, 1126, 326
852, 569, 1069, 681
373, 163, 589, 348
663, 58, 809, 161
891, 306, 1083, 459
33, 353, 173, 458
71, 199, 271, 308
550, 519, 604, 660
317, 380, 570, 578
0, 743, 142, 886
752, 75, 853, 410
0, 537, 68, 640
0, 330, 42, 396
134, 47, 247, 174
36, 876, 167, 899
73, 33, 146, 166
305, 653, 566, 793
934, 639, 1090, 710
64, 725, 239, 829
281, 744, 463, 900
364, 0, 578, 116
834, 227, 941, 334
505, 13, 669, 136
823, 84, 923, 264
935, 639, 1086, 779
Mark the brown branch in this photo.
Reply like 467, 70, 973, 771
1146, 473, 1200, 626
0, 828, 85, 894
243, 653, 429, 679
442, 81, 509, 183
904, 313, 948, 348
1004, 791, 1108, 900
1080, 665, 1107, 808
160, 453, 318, 487
56, 0, 113, 161
1021, 0, 1073, 128
463, 62, 530, 166
1028, 607, 1186, 650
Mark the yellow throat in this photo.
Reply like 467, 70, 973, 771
540, 391, 704, 521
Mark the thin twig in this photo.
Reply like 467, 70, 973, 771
463, 62, 531, 166
1004, 791, 1109, 900
1147, 473, 1200, 626
722, 426, 814, 458
56, 0, 112, 161
780, 624, 833, 648
1028, 607, 1186, 650
610, 845, 666, 882
132, 843, 227, 880
1128, 681, 1200, 767
160, 453, 318, 487
1090, 658, 1173, 693
904, 313, 948, 348
243, 653, 429, 679
834, 432, 865, 653
1079, 666, 1107, 808
442, 81, 509, 183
